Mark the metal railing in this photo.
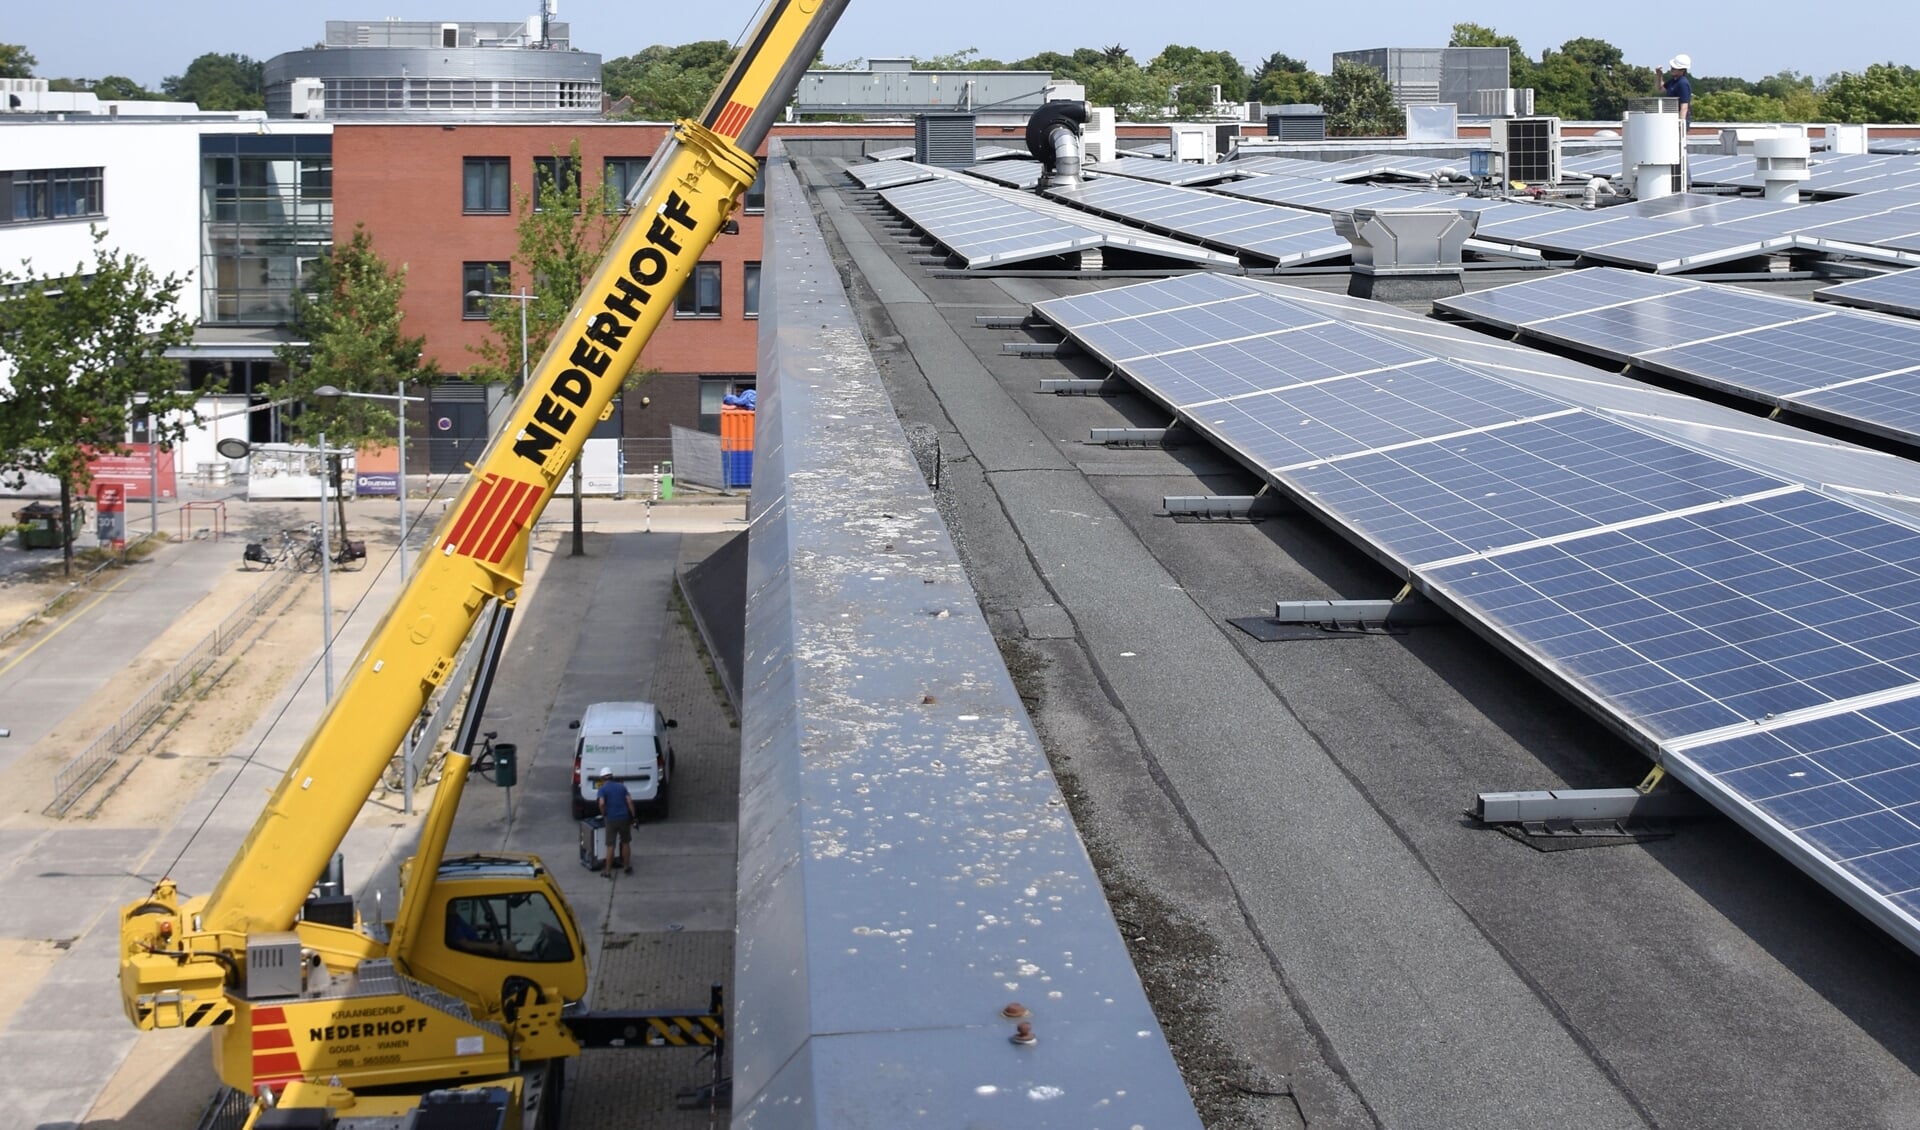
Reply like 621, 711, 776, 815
193, 1086, 251, 1130
48, 566, 296, 815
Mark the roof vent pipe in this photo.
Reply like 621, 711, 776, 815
1026, 99, 1089, 190
1623, 106, 1683, 200
1754, 131, 1810, 203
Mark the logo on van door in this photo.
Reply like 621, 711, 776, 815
446, 473, 541, 565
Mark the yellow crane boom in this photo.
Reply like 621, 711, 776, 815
120, 0, 850, 1046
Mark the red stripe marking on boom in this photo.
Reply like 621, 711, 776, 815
447, 474, 515, 557
470, 477, 539, 564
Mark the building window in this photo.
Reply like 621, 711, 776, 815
463, 261, 510, 318
742, 159, 766, 213
532, 156, 579, 212
603, 157, 649, 212
744, 262, 761, 319
463, 157, 510, 213
674, 262, 722, 318
199, 133, 333, 324
699, 377, 755, 434
5, 167, 104, 223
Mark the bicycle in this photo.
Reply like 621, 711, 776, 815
472, 731, 500, 783
242, 526, 313, 571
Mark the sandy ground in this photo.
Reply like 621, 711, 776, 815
47, 495, 748, 1127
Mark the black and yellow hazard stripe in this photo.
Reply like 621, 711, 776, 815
644, 1014, 725, 1046
135, 1000, 235, 1028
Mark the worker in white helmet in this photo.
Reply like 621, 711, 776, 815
1659, 53, 1693, 126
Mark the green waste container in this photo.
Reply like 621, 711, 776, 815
13, 502, 70, 550
659, 461, 674, 501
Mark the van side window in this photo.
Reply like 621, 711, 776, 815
446, 893, 574, 963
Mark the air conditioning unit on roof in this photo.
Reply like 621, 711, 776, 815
1491, 116, 1560, 184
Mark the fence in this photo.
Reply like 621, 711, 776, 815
193, 1087, 250, 1130
48, 566, 296, 815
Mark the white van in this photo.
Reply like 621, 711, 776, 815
569, 701, 677, 821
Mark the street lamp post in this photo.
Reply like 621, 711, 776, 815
466, 286, 534, 391
312, 384, 425, 584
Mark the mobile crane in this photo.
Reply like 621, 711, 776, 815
115, 2, 850, 1124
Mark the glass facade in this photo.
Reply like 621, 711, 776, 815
200, 133, 333, 325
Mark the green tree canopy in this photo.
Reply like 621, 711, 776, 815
1083, 59, 1170, 121
1250, 53, 1324, 106
604, 41, 737, 120
48, 75, 165, 100
1448, 22, 1532, 90
1148, 45, 1249, 115
0, 43, 34, 78
1821, 63, 1920, 124
162, 53, 264, 111
1010, 48, 1114, 82
909, 48, 1007, 70
0, 231, 196, 573
1323, 58, 1399, 136
277, 225, 434, 453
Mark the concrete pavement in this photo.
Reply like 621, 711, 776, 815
0, 490, 747, 1129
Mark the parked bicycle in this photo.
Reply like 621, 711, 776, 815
241, 523, 366, 573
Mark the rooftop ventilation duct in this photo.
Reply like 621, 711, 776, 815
1332, 207, 1480, 301
1754, 131, 1811, 202
1623, 102, 1684, 199
1026, 99, 1088, 188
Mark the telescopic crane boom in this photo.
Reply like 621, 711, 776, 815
117, 1, 850, 1114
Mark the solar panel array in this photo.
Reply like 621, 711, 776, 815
876, 175, 1237, 269
1048, 176, 1351, 266
844, 159, 949, 190
1031, 270, 1920, 957
1436, 267, 1920, 443
1084, 155, 1248, 186
1817, 270, 1920, 318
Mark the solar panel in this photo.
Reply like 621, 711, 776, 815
1048, 177, 1351, 266
845, 159, 947, 190
1187, 359, 1571, 474
964, 159, 1044, 190
1085, 156, 1244, 186
1435, 268, 1689, 330
1817, 270, 1920, 318
879, 177, 1236, 268
1288, 411, 1790, 567
1035, 271, 1920, 956
1424, 489, 1920, 740
1442, 268, 1920, 442
1573, 225, 1796, 273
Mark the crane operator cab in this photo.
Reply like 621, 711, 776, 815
405, 855, 589, 1015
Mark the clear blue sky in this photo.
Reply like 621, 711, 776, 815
11, 0, 1915, 89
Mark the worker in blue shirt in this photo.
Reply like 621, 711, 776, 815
595, 768, 634, 876
1660, 54, 1693, 127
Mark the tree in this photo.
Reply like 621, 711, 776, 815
0, 231, 195, 574
1083, 59, 1170, 121
49, 75, 165, 100
1448, 23, 1532, 91
1821, 63, 1920, 124
1148, 45, 1249, 116
1250, 53, 1324, 106
1011, 49, 1113, 83
1323, 59, 1399, 137
604, 41, 736, 120
0, 43, 34, 78
278, 225, 435, 541
162, 53, 264, 111
910, 48, 1007, 70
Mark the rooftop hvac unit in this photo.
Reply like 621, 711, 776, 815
289, 78, 325, 120
1473, 88, 1534, 117
1082, 105, 1116, 163
1491, 116, 1560, 184
1267, 104, 1326, 141
914, 113, 976, 167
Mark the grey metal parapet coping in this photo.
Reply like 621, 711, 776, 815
730, 142, 1202, 1128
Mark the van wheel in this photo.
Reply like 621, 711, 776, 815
650, 785, 671, 822
571, 797, 594, 820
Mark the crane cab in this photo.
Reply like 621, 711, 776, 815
401, 854, 589, 1016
